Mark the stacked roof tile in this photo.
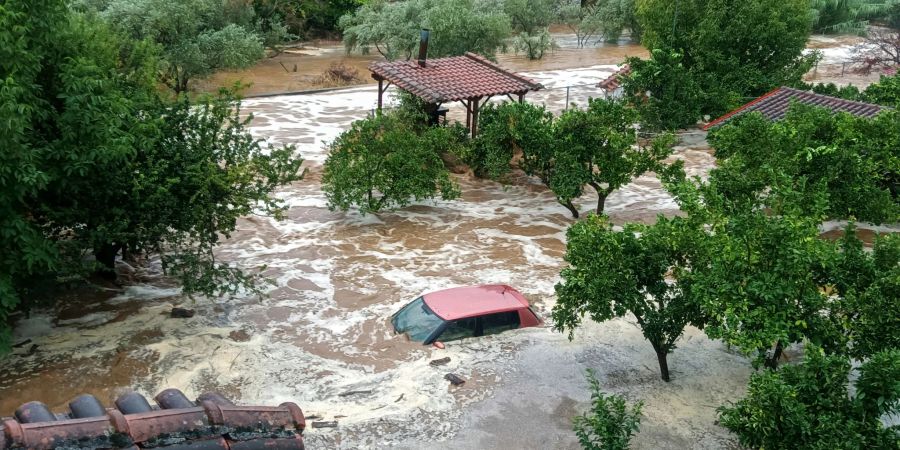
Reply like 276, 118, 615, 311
597, 64, 631, 91
369, 53, 543, 103
0, 389, 305, 450
703, 86, 887, 130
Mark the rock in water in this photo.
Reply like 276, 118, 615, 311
170, 307, 195, 318
444, 373, 465, 386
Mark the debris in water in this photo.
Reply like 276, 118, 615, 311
228, 328, 252, 342
170, 307, 195, 318
444, 373, 466, 386
12, 339, 32, 348
395, 394, 405, 403
312, 421, 338, 428
430, 357, 451, 366
339, 389, 373, 397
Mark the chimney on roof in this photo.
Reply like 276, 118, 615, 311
417, 29, 430, 67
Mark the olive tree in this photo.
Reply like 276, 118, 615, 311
559, 2, 605, 48
553, 214, 709, 381
505, 0, 555, 59
340, 0, 511, 60
101, 0, 266, 93
322, 112, 462, 214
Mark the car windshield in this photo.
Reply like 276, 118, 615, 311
391, 297, 446, 343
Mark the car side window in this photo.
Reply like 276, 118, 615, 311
481, 311, 521, 336
438, 317, 477, 342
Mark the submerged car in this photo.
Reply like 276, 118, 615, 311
391, 284, 541, 345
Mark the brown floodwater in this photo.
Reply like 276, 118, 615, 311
0, 32, 890, 448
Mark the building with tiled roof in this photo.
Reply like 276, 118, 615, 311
370, 52, 542, 104
0, 388, 306, 450
369, 31, 543, 137
703, 86, 887, 130
597, 64, 631, 98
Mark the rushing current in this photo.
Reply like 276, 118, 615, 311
0, 35, 888, 449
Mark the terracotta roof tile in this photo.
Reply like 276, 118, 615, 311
369, 53, 543, 103
0, 389, 305, 450
704, 87, 887, 130
597, 64, 631, 91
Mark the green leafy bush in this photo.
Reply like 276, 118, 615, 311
466, 101, 555, 181
623, 49, 702, 131
554, 214, 708, 381
719, 348, 900, 450
573, 369, 643, 450
636, 0, 816, 118
322, 112, 461, 214
471, 100, 672, 217
709, 104, 900, 224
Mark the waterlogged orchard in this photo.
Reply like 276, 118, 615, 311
1, 0, 899, 449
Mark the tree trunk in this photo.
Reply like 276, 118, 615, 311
588, 182, 608, 214
596, 192, 608, 214
94, 243, 120, 280
654, 346, 671, 382
560, 200, 579, 218
764, 341, 784, 370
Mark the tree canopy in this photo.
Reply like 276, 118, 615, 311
662, 151, 899, 368
0, 0, 304, 349
322, 112, 462, 214
339, 0, 511, 60
469, 100, 674, 218
633, 0, 816, 118
708, 104, 900, 225
98, 0, 268, 93
719, 348, 900, 449
553, 214, 708, 381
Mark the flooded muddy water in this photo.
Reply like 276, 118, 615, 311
0, 32, 888, 449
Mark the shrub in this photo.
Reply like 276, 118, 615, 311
573, 369, 643, 450
314, 62, 362, 86
322, 112, 461, 214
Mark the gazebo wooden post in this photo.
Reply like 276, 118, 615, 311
518, 92, 524, 103
471, 96, 483, 138
463, 99, 472, 129
377, 78, 384, 111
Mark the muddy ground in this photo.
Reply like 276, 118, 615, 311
0, 32, 892, 449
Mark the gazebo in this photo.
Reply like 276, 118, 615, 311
369, 33, 543, 138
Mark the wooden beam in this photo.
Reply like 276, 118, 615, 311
462, 99, 471, 129
518, 92, 525, 103
377, 79, 383, 111
471, 96, 482, 138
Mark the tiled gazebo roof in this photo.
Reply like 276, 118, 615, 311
597, 64, 631, 91
704, 87, 887, 130
369, 53, 543, 103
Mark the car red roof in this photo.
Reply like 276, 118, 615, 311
422, 285, 530, 320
